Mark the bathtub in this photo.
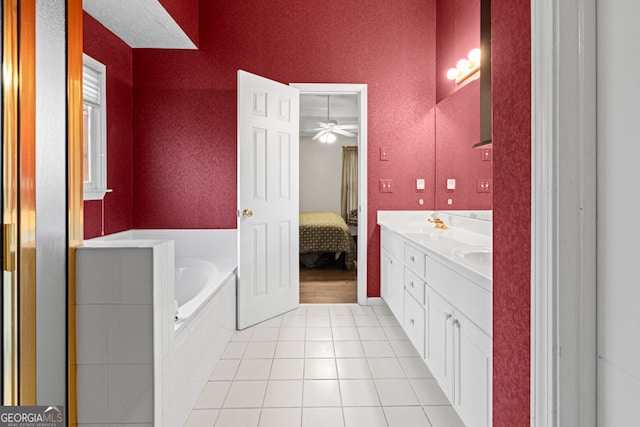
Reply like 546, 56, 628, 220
174, 256, 237, 332
76, 229, 237, 427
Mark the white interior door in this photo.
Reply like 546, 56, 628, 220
237, 70, 300, 330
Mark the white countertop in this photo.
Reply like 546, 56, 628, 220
378, 210, 492, 289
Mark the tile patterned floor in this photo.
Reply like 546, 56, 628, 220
184, 304, 465, 427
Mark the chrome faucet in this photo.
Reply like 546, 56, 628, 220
428, 217, 448, 230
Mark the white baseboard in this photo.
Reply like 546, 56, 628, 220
366, 297, 385, 306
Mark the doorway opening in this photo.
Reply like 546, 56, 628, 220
291, 84, 368, 305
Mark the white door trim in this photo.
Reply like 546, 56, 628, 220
290, 83, 368, 305
530, 0, 597, 425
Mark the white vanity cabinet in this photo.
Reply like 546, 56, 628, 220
379, 224, 492, 427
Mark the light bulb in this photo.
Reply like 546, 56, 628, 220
446, 68, 459, 80
468, 48, 481, 64
456, 58, 470, 72
319, 132, 336, 143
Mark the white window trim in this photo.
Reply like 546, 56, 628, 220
83, 53, 109, 200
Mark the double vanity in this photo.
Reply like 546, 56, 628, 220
378, 210, 492, 427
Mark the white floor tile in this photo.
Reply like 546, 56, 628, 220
263, 380, 303, 407
384, 406, 432, 427
350, 305, 374, 315
377, 314, 400, 326
305, 341, 335, 358
281, 315, 306, 327
223, 381, 267, 408
409, 379, 450, 405
210, 359, 241, 381
302, 380, 342, 407
368, 358, 406, 379
305, 305, 330, 315
362, 341, 395, 358
258, 408, 302, 427
372, 305, 392, 315
221, 341, 248, 359
353, 314, 380, 327
274, 341, 305, 358
334, 341, 366, 358
270, 358, 304, 380
389, 340, 420, 358
235, 359, 272, 380
302, 407, 344, 427
332, 327, 360, 341
398, 357, 433, 379
184, 408, 219, 427
306, 315, 331, 327
357, 326, 387, 341
305, 327, 332, 341
339, 379, 381, 406
343, 407, 387, 427
195, 382, 231, 409
304, 358, 337, 379
383, 326, 409, 341
284, 306, 307, 317
329, 305, 353, 315
255, 317, 283, 328
244, 342, 277, 359
336, 358, 372, 379
422, 405, 465, 427
214, 408, 260, 427
251, 328, 280, 341
231, 328, 254, 342
279, 327, 306, 341
330, 314, 356, 327
374, 379, 420, 406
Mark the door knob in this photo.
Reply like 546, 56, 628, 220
242, 209, 253, 218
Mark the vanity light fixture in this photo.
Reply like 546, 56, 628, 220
446, 48, 481, 84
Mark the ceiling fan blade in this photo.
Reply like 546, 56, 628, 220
333, 128, 356, 137
316, 122, 331, 128
312, 130, 327, 140
337, 124, 358, 130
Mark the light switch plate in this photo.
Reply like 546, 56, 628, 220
379, 179, 393, 193
380, 148, 390, 161
477, 179, 492, 193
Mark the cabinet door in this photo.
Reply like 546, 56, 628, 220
426, 288, 454, 400
454, 312, 492, 427
381, 250, 403, 323
403, 290, 425, 358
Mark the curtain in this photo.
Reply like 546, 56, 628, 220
341, 146, 358, 225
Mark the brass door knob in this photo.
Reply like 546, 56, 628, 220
242, 209, 254, 218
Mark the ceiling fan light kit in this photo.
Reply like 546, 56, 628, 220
312, 95, 358, 143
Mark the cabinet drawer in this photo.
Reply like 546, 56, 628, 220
381, 229, 404, 258
404, 291, 425, 358
404, 243, 426, 277
404, 267, 425, 306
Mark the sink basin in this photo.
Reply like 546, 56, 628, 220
452, 246, 492, 267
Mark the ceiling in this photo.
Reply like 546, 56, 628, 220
299, 94, 359, 138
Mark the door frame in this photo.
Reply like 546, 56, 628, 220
530, 0, 597, 424
290, 83, 368, 305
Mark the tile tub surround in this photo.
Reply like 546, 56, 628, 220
184, 304, 465, 427
77, 229, 237, 427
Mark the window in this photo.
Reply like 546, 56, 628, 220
82, 54, 108, 200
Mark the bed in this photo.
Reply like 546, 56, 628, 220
299, 211, 356, 270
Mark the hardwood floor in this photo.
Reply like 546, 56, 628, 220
299, 258, 357, 303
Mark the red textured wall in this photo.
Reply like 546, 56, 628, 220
492, 0, 531, 424
132, 0, 438, 297
83, 13, 134, 239
436, 0, 480, 102
435, 79, 492, 210
158, 0, 198, 46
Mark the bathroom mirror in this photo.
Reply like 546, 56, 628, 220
434, 0, 492, 211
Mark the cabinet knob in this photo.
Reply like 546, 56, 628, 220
410, 256, 415, 262
453, 319, 460, 328
389, 259, 393, 265
410, 319, 415, 325
410, 281, 415, 288
446, 313, 452, 320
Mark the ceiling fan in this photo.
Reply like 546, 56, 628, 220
312, 95, 358, 143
